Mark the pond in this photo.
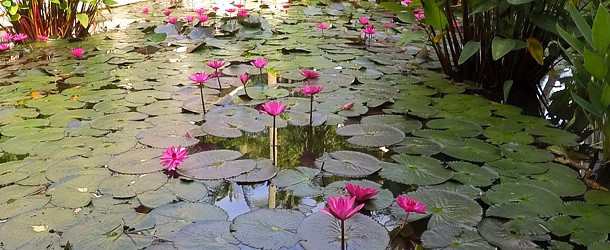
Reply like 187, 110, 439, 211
1, 0, 609, 249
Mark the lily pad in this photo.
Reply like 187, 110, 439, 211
233, 209, 305, 250
47, 174, 108, 208
0, 208, 79, 249
174, 220, 239, 250
178, 150, 256, 180
442, 138, 502, 163
478, 218, 548, 249
272, 167, 323, 197
98, 173, 168, 199
315, 151, 382, 177
379, 154, 454, 185
500, 143, 555, 163
231, 159, 279, 183
392, 137, 444, 155
360, 115, 422, 132
483, 183, 562, 217
136, 124, 199, 148
151, 202, 229, 241
336, 124, 405, 147
421, 226, 495, 250
323, 180, 393, 210
107, 148, 164, 174
448, 161, 499, 187
298, 212, 389, 250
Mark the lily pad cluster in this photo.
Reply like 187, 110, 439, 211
0, 0, 603, 249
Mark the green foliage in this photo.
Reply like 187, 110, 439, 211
553, 3, 610, 164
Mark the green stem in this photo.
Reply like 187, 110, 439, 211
199, 85, 206, 115
341, 219, 345, 250
309, 95, 314, 127
272, 116, 276, 166
216, 69, 222, 89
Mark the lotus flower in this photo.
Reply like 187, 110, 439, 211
240, 73, 250, 95
212, 6, 219, 12
233, 3, 245, 8
161, 146, 188, 171
359, 17, 369, 25
238, 9, 248, 18
226, 8, 236, 13
251, 58, 268, 71
301, 69, 319, 79
396, 195, 426, 214
345, 182, 379, 202
299, 85, 323, 96
402, 0, 412, 6
142, 7, 149, 13
2, 33, 14, 42
185, 15, 195, 22
321, 195, 365, 250
198, 15, 209, 22
207, 60, 225, 69
415, 13, 425, 20
262, 101, 287, 117
342, 101, 354, 111
282, 3, 291, 8
189, 72, 212, 84
316, 23, 329, 37
383, 23, 392, 29
71, 48, 85, 58
0, 44, 10, 51
452, 22, 461, 28
12, 33, 28, 42
163, 9, 172, 16
37, 35, 49, 41
167, 17, 178, 24
363, 26, 376, 35
195, 8, 205, 15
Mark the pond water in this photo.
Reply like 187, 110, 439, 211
1, 0, 609, 250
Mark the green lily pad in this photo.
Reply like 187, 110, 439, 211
98, 173, 168, 199
298, 212, 389, 250
485, 203, 550, 235
174, 220, 239, 250
151, 202, 228, 240
380, 154, 454, 185
478, 218, 548, 249
107, 148, 164, 174
500, 143, 555, 163
271, 167, 323, 197
0, 208, 79, 249
448, 161, 499, 187
442, 138, 502, 163
47, 174, 109, 208
336, 124, 405, 147
392, 137, 444, 155
483, 129, 535, 145
426, 118, 483, 137
0, 195, 50, 220
421, 226, 495, 250
137, 179, 208, 208
585, 190, 610, 205
230, 159, 279, 183
360, 115, 422, 133
233, 209, 305, 250
483, 183, 562, 217
136, 124, 199, 148
315, 151, 382, 177
178, 150, 256, 180
89, 112, 149, 130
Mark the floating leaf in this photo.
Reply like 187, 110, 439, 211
500, 143, 555, 163
392, 137, 444, 155
478, 218, 548, 249
136, 124, 199, 148
323, 180, 393, 210
98, 173, 168, 198
272, 167, 323, 197
178, 150, 256, 180
442, 138, 502, 162
174, 220, 239, 250
315, 151, 382, 177
151, 202, 228, 240
380, 154, 454, 185
448, 161, 499, 187
231, 159, 278, 183
233, 209, 305, 250
336, 124, 405, 147
360, 115, 422, 132
298, 213, 389, 250
0, 208, 79, 249
107, 149, 164, 174
483, 183, 562, 217
422, 226, 495, 250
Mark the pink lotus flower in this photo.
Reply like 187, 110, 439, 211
163, 9, 172, 16
167, 17, 178, 24
211, 70, 220, 78
185, 15, 195, 22
207, 60, 225, 69
262, 101, 287, 116
299, 85, 323, 96
321, 195, 364, 221
415, 13, 425, 20
233, 3, 245, 8
363, 26, 377, 35
316, 23, 328, 30
226, 8, 237, 13
251, 58, 268, 68
238, 9, 248, 18
414, 8, 423, 13
189, 72, 213, 84
212, 6, 220, 12
161, 146, 188, 171
12, 33, 28, 42
396, 195, 426, 214
345, 182, 378, 202
452, 22, 462, 28
239, 73, 249, 85
198, 15, 209, 22
194, 8, 205, 15
383, 23, 392, 29
342, 101, 354, 110
402, 0, 412, 6
359, 17, 369, 25
2, 33, 14, 42
301, 69, 319, 79
71, 48, 85, 58
0, 44, 10, 51
282, 3, 291, 8
37, 35, 49, 41
141, 7, 149, 13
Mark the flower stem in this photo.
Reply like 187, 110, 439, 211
309, 95, 314, 127
272, 116, 276, 166
199, 85, 207, 115
215, 69, 222, 89
390, 212, 410, 241
341, 219, 345, 250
